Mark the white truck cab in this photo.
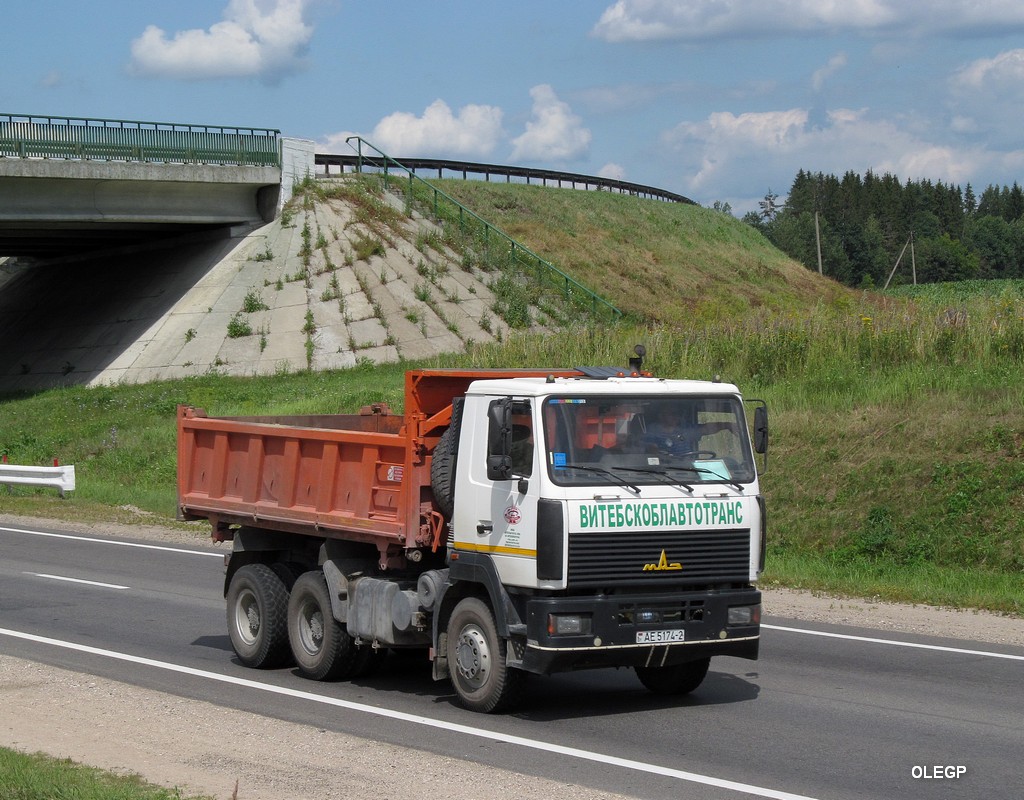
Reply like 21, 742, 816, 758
438, 369, 766, 708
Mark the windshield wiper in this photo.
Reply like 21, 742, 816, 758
560, 463, 640, 493
662, 465, 745, 493
614, 466, 693, 493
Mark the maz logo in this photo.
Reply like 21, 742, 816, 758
642, 550, 682, 571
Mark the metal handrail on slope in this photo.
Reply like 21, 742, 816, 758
0, 112, 281, 167
316, 152, 695, 205
343, 137, 622, 323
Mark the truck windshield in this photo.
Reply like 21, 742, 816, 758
541, 395, 756, 488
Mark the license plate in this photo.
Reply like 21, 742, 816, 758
636, 629, 685, 644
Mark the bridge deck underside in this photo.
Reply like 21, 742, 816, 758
0, 160, 281, 258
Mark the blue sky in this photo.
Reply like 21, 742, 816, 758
5, 1, 1024, 214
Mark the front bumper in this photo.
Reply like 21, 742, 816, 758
517, 587, 760, 675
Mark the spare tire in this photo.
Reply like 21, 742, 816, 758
430, 398, 463, 520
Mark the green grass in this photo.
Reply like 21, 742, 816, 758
430, 180, 850, 325
0, 748, 213, 800
2, 299, 1022, 614
762, 551, 1023, 612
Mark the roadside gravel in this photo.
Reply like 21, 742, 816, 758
2, 513, 1022, 800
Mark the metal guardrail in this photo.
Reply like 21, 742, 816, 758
342, 137, 623, 323
316, 153, 694, 205
0, 113, 281, 167
0, 462, 76, 497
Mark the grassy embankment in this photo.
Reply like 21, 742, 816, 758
1, 182, 1022, 615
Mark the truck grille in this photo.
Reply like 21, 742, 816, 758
567, 528, 750, 588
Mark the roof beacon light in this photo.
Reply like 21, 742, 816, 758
628, 344, 646, 375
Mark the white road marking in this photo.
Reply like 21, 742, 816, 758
23, 572, 129, 590
763, 623, 1024, 661
0, 525, 223, 558
0, 626, 820, 800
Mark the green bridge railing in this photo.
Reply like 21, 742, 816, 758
344, 136, 622, 324
0, 113, 280, 167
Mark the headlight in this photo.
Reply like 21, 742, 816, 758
728, 604, 761, 625
547, 614, 592, 635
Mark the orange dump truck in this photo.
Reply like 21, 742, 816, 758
178, 351, 768, 712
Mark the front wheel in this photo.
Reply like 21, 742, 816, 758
287, 571, 359, 681
446, 597, 525, 713
635, 657, 710, 695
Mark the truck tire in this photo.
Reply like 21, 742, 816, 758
431, 427, 457, 519
226, 564, 292, 669
447, 597, 525, 713
430, 398, 463, 520
287, 571, 362, 681
635, 657, 710, 695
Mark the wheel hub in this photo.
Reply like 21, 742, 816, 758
298, 602, 326, 655
309, 613, 324, 645
455, 625, 491, 688
236, 589, 260, 645
246, 605, 260, 634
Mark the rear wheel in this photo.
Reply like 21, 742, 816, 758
446, 597, 525, 713
635, 657, 710, 695
226, 564, 291, 669
287, 571, 361, 681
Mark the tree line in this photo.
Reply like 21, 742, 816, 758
741, 169, 1024, 287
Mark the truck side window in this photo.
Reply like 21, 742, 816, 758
510, 415, 533, 477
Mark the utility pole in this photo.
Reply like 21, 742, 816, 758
883, 233, 914, 290
910, 232, 917, 285
814, 211, 823, 275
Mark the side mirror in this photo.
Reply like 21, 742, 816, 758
753, 404, 768, 455
486, 399, 513, 481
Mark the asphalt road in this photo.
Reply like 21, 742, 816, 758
1, 522, 1021, 800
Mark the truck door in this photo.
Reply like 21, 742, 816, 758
463, 398, 541, 588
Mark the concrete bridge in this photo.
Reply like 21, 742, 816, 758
0, 114, 312, 258
0, 114, 321, 391
0, 115, 615, 392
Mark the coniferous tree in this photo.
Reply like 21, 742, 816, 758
1008, 182, 1024, 221
977, 185, 1003, 218
749, 168, 1024, 287
963, 183, 977, 217
965, 216, 1019, 278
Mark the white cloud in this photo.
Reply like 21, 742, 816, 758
948, 49, 1024, 147
129, 0, 313, 81
951, 49, 1024, 92
325, 99, 504, 159
510, 85, 592, 162
39, 70, 62, 89
598, 162, 627, 180
325, 86, 589, 163
950, 116, 977, 134
576, 83, 666, 114
671, 109, 809, 156
812, 52, 848, 91
662, 105, 993, 208
592, 0, 1024, 42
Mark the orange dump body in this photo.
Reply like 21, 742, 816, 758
177, 368, 581, 559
